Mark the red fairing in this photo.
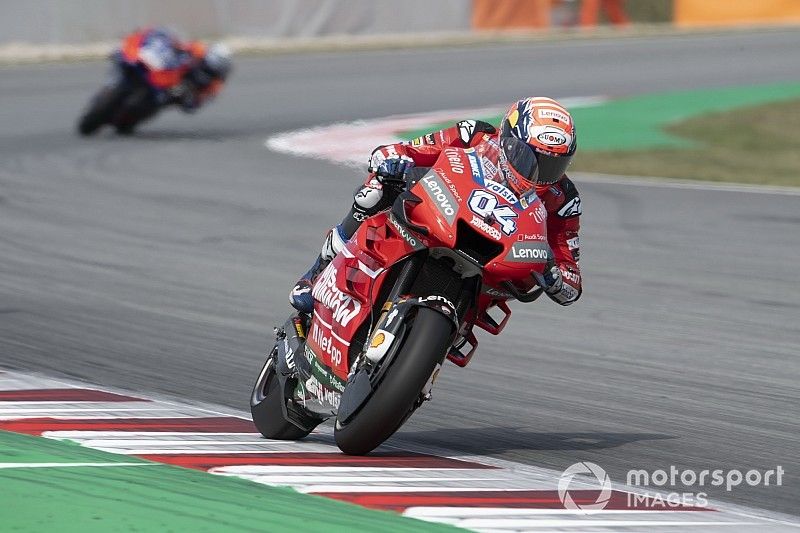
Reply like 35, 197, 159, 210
371, 121, 582, 301
307, 139, 555, 386
307, 214, 421, 381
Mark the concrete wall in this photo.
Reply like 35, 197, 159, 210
0, 0, 472, 45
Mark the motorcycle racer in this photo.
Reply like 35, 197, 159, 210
171, 40, 232, 112
113, 28, 231, 124
290, 97, 582, 311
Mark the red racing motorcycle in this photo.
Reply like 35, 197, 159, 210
251, 138, 551, 455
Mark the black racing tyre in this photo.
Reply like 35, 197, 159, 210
250, 353, 311, 440
334, 307, 453, 455
113, 87, 159, 135
77, 85, 128, 136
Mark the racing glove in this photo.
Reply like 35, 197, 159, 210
532, 259, 580, 306
533, 259, 564, 295
374, 156, 415, 184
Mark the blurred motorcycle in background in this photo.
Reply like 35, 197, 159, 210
77, 28, 230, 136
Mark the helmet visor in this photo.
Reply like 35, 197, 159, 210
536, 150, 572, 184
499, 137, 538, 196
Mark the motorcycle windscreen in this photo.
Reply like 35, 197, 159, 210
499, 137, 538, 196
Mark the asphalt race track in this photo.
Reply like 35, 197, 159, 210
1, 30, 799, 515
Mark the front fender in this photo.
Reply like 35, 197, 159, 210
366, 296, 458, 363
337, 295, 457, 424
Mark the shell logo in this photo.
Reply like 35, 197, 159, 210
370, 332, 386, 349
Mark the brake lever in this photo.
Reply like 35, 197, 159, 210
501, 281, 544, 303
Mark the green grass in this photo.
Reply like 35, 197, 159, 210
0, 431, 462, 533
571, 98, 800, 186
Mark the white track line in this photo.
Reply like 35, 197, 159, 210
454, 519, 760, 529
3, 368, 799, 533
212, 466, 474, 474
43, 431, 262, 438
405, 508, 710, 517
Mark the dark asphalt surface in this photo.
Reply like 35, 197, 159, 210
1, 30, 799, 515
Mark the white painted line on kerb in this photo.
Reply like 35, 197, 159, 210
0, 462, 157, 469
404, 508, 711, 517
265, 101, 800, 196
212, 466, 471, 474
43, 431, 263, 439
453, 519, 761, 529
3, 368, 800, 533
265, 97, 605, 167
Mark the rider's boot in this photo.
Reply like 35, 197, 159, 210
288, 225, 349, 313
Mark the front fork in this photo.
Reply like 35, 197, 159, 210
337, 254, 469, 423
272, 314, 326, 431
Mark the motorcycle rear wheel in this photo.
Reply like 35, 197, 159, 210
250, 351, 311, 440
334, 307, 453, 455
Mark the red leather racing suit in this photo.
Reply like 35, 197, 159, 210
363, 120, 582, 305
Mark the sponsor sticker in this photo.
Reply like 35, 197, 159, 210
312, 265, 362, 326
518, 232, 546, 242
483, 179, 519, 205
537, 130, 567, 146
457, 120, 476, 144
482, 158, 499, 180
504, 241, 551, 263
533, 202, 547, 224
388, 213, 426, 250
558, 197, 582, 218
470, 214, 502, 240
567, 236, 580, 250
538, 108, 571, 124
365, 329, 396, 363
444, 147, 466, 174
419, 294, 455, 310
466, 150, 484, 183
309, 321, 343, 366
531, 125, 572, 148
419, 172, 458, 224
483, 286, 513, 299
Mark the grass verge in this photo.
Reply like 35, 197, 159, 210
0, 430, 462, 533
572, 98, 800, 186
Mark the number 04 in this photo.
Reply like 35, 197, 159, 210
468, 190, 517, 235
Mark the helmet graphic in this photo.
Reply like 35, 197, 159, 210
204, 43, 232, 80
499, 97, 577, 190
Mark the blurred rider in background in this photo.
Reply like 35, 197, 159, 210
115, 27, 232, 115
289, 97, 583, 312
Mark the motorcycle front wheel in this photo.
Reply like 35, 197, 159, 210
334, 307, 453, 455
